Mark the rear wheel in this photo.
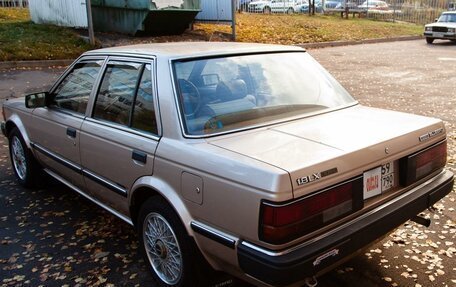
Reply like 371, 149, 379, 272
426, 37, 434, 44
8, 128, 41, 188
287, 7, 294, 14
138, 197, 210, 286
263, 6, 271, 13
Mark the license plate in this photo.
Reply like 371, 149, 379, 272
433, 32, 445, 37
381, 162, 394, 192
363, 162, 394, 200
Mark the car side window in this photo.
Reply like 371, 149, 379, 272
94, 61, 158, 135
131, 64, 158, 135
94, 61, 143, 125
52, 60, 102, 114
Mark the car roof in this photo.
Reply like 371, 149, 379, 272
84, 42, 305, 60
443, 11, 456, 14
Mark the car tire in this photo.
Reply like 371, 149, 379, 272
263, 6, 271, 13
138, 197, 210, 287
287, 7, 294, 14
8, 127, 42, 188
426, 37, 434, 44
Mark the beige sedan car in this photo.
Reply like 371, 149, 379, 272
1, 42, 454, 286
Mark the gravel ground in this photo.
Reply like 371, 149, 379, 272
0, 39, 455, 287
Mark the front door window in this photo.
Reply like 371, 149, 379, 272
51, 60, 103, 114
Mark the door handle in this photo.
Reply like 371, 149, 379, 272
66, 127, 77, 138
132, 150, 147, 164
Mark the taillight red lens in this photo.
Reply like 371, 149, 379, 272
260, 177, 363, 244
400, 140, 447, 186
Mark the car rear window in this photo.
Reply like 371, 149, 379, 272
173, 52, 356, 136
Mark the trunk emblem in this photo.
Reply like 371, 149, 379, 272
296, 168, 338, 186
419, 128, 443, 142
297, 173, 321, 186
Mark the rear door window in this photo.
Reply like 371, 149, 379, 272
94, 61, 142, 125
93, 60, 158, 135
131, 64, 157, 134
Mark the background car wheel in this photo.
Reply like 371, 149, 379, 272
8, 127, 42, 188
138, 197, 211, 287
287, 7, 294, 14
263, 6, 271, 13
426, 37, 434, 44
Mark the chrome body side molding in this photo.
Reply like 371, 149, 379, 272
43, 168, 133, 226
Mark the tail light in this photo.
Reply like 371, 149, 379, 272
260, 177, 363, 244
400, 140, 447, 186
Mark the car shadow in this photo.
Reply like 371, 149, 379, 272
428, 40, 456, 46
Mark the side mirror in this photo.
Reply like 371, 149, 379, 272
435, 18, 438, 22
25, 92, 48, 109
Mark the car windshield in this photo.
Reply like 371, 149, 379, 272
438, 14, 456, 22
173, 52, 356, 136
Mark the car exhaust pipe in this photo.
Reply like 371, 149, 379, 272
410, 215, 431, 227
305, 276, 318, 287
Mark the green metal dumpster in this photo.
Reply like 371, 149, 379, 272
91, 0, 201, 35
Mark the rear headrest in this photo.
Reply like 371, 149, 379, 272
216, 79, 248, 101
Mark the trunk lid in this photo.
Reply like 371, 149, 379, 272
208, 105, 445, 198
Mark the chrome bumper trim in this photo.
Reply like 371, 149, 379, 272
43, 168, 133, 226
191, 221, 237, 249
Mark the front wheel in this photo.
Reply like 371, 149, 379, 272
138, 197, 209, 286
287, 7, 294, 14
263, 6, 271, 13
426, 37, 434, 44
8, 127, 41, 188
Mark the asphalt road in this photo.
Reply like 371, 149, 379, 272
1, 39, 455, 287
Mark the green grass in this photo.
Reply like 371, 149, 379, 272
196, 13, 423, 45
0, 8, 424, 61
0, 8, 93, 61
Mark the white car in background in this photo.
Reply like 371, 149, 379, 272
424, 11, 456, 44
358, 0, 389, 10
248, 0, 272, 13
270, 0, 308, 13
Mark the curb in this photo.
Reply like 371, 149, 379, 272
299, 35, 423, 49
0, 36, 423, 70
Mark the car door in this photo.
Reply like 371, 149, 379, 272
29, 57, 105, 189
79, 58, 159, 216
271, 0, 280, 11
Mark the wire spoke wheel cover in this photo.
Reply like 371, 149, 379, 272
11, 136, 27, 180
143, 212, 183, 285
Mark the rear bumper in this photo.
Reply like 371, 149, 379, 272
1, 121, 6, 137
238, 170, 454, 286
